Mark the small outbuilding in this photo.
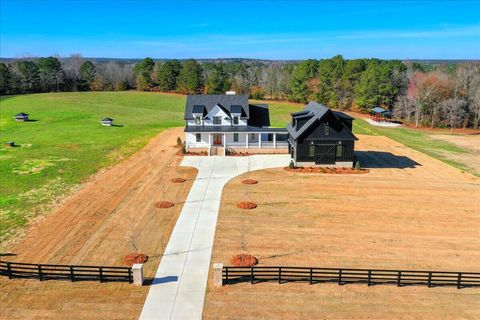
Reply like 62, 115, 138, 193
14, 113, 29, 122
101, 118, 114, 126
371, 107, 392, 122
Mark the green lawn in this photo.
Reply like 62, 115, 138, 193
0, 92, 476, 244
0, 91, 187, 243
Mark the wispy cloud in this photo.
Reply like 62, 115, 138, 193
338, 24, 480, 40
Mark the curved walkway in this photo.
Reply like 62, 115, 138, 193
139, 154, 290, 320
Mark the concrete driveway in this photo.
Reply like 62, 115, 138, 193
139, 154, 290, 320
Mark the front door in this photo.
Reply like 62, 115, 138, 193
315, 145, 336, 165
213, 134, 222, 145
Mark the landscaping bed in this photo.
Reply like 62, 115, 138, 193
284, 166, 369, 174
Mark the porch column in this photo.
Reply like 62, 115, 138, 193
273, 133, 277, 149
258, 133, 261, 148
223, 133, 227, 156
208, 133, 212, 156
246, 133, 249, 149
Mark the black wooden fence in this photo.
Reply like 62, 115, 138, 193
0, 260, 132, 283
223, 266, 480, 289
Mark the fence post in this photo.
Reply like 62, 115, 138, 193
457, 273, 462, 289
367, 270, 372, 286
278, 267, 282, 284
338, 269, 342, 285
99, 267, 103, 283
132, 264, 144, 286
70, 266, 75, 282
397, 271, 402, 287
7, 262, 13, 279
38, 265, 43, 281
428, 272, 432, 287
213, 263, 223, 287
309, 268, 313, 285
251, 266, 254, 284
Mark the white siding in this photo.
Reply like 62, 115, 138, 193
185, 132, 210, 148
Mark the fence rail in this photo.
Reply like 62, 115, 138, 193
223, 266, 480, 289
0, 260, 132, 283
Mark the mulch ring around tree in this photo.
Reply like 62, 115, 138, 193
155, 201, 174, 208
123, 253, 148, 266
236, 201, 257, 209
241, 179, 258, 185
284, 166, 369, 174
230, 254, 258, 267
171, 177, 186, 183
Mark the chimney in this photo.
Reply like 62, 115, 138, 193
225, 91, 236, 95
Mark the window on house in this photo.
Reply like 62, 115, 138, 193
196, 133, 201, 142
324, 124, 330, 136
213, 116, 221, 125
308, 145, 316, 157
251, 133, 255, 140
195, 116, 201, 125
233, 116, 239, 125
233, 133, 239, 142
336, 145, 343, 157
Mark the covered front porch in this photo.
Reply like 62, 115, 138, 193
185, 130, 288, 156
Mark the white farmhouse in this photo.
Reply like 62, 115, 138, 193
184, 92, 288, 155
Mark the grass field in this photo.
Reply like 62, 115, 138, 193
1, 91, 477, 245
204, 134, 480, 319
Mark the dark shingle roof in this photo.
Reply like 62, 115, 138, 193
15, 112, 29, 117
102, 117, 114, 121
185, 126, 287, 133
287, 101, 357, 141
185, 95, 249, 120
248, 104, 270, 127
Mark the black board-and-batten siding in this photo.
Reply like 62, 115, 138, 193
287, 102, 357, 166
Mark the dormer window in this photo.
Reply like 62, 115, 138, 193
233, 116, 239, 125
195, 116, 201, 125
213, 116, 221, 125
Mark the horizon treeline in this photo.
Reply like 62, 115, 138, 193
0, 55, 479, 129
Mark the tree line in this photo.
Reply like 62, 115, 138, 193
1, 55, 478, 129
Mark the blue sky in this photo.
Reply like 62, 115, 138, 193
1, 0, 479, 59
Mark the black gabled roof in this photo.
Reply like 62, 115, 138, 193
184, 95, 249, 120
102, 117, 114, 121
333, 111, 354, 120
287, 101, 357, 141
247, 104, 270, 127
15, 112, 29, 117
